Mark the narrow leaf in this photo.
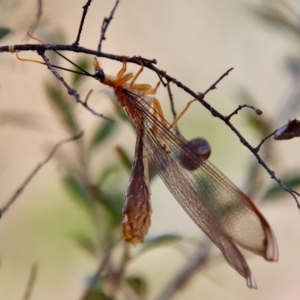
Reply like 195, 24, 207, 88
71, 56, 91, 87
126, 276, 147, 297
115, 146, 132, 172
89, 121, 115, 150
264, 175, 300, 199
72, 233, 98, 258
98, 164, 120, 185
0, 27, 11, 40
63, 175, 92, 207
139, 234, 182, 254
44, 83, 78, 132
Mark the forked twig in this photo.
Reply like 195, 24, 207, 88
38, 51, 113, 121
0, 132, 84, 216
255, 130, 277, 152
3, 40, 299, 206
143, 63, 300, 207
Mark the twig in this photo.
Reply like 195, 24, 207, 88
255, 130, 277, 152
1, 43, 157, 65
73, 0, 93, 46
154, 239, 210, 300
84, 89, 94, 105
3, 42, 300, 206
38, 51, 113, 121
79, 239, 118, 300
109, 243, 130, 297
97, 0, 120, 52
21, 263, 39, 300
225, 104, 263, 121
142, 63, 300, 207
0, 132, 84, 216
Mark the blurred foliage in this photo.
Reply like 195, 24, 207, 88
89, 120, 116, 151
252, 2, 300, 38
4, 1, 300, 298
0, 27, 11, 40
125, 275, 148, 299
237, 1, 300, 200
264, 174, 300, 199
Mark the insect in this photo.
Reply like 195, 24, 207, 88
93, 58, 279, 289
15, 34, 278, 287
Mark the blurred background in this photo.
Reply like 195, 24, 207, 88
1, 0, 300, 299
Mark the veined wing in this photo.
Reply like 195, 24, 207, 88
121, 89, 278, 288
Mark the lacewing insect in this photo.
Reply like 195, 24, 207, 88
16, 38, 278, 287
92, 58, 279, 288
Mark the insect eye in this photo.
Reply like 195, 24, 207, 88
94, 69, 105, 81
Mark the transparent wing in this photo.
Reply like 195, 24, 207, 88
121, 89, 278, 287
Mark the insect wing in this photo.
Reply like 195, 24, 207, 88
122, 89, 278, 287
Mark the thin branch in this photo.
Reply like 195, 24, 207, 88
255, 130, 277, 152
79, 239, 118, 300
202, 68, 234, 96
109, 243, 130, 297
73, 0, 93, 46
142, 63, 300, 207
0, 132, 84, 216
3, 42, 300, 206
225, 104, 263, 121
154, 239, 210, 300
22, 263, 39, 300
97, 0, 120, 52
1, 43, 157, 65
38, 51, 113, 121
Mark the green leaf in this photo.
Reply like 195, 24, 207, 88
263, 175, 300, 199
63, 175, 92, 207
82, 290, 108, 300
246, 114, 270, 138
98, 164, 120, 185
72, 233, 98, 258
115, 146, 132, 172
71, 56, 91, 87
87, 184, 123, 226
139, 234, 182, 254
126, 275, 147, 297
89, 121, 115, 150
253, 6, 300, 37
44, 83, 78, 132
82, 276, 107, 300
0, 28, 11, 40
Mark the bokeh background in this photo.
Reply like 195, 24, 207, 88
1, 0, 300, 299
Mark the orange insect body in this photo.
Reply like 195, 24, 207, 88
94, 58, 157, 246
95, 58, 278, 289
122, 125, 151, 246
